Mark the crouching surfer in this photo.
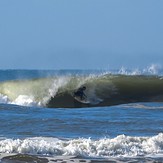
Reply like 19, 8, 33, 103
73, 86, 87, 100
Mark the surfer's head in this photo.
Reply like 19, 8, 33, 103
82, 86, 86, 90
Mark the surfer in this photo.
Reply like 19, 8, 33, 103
74, 86, 87, 100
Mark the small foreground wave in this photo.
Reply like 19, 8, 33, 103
0, 133, 163, 158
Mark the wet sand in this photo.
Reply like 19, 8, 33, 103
1, 154, 163, 163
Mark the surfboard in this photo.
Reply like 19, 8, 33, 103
74, 96, 90, 104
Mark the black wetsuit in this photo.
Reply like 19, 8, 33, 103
74, 87, 86, 100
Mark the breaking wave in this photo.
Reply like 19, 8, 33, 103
0, 133, 163, 158
0, 66, 163, 108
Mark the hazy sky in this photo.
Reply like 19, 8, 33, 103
0, 0, 163, 70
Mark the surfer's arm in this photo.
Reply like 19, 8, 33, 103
83, 93, 87, 98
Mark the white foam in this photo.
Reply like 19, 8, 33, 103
0, 133, 163, 158
11, 95, 38, 107
0, 94, 9, 104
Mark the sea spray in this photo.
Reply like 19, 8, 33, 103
0, 134, 163, 157
0, 94, 8, 104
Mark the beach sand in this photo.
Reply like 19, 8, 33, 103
1, 154, 163, 163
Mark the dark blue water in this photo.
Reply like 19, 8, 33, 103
1, 103, 163, 139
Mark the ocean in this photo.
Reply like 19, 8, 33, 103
0, 67, 163, 163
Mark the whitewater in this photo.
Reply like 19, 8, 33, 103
0, 66, 163, 162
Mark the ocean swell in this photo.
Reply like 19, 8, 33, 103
0, 74, 163, 108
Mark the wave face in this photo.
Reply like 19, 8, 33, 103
0, 133, 163, 157
0, 74, 163, 108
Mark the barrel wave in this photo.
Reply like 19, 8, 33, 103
0, 74, 163, 108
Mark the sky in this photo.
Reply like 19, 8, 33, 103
0, 0, 163, 70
